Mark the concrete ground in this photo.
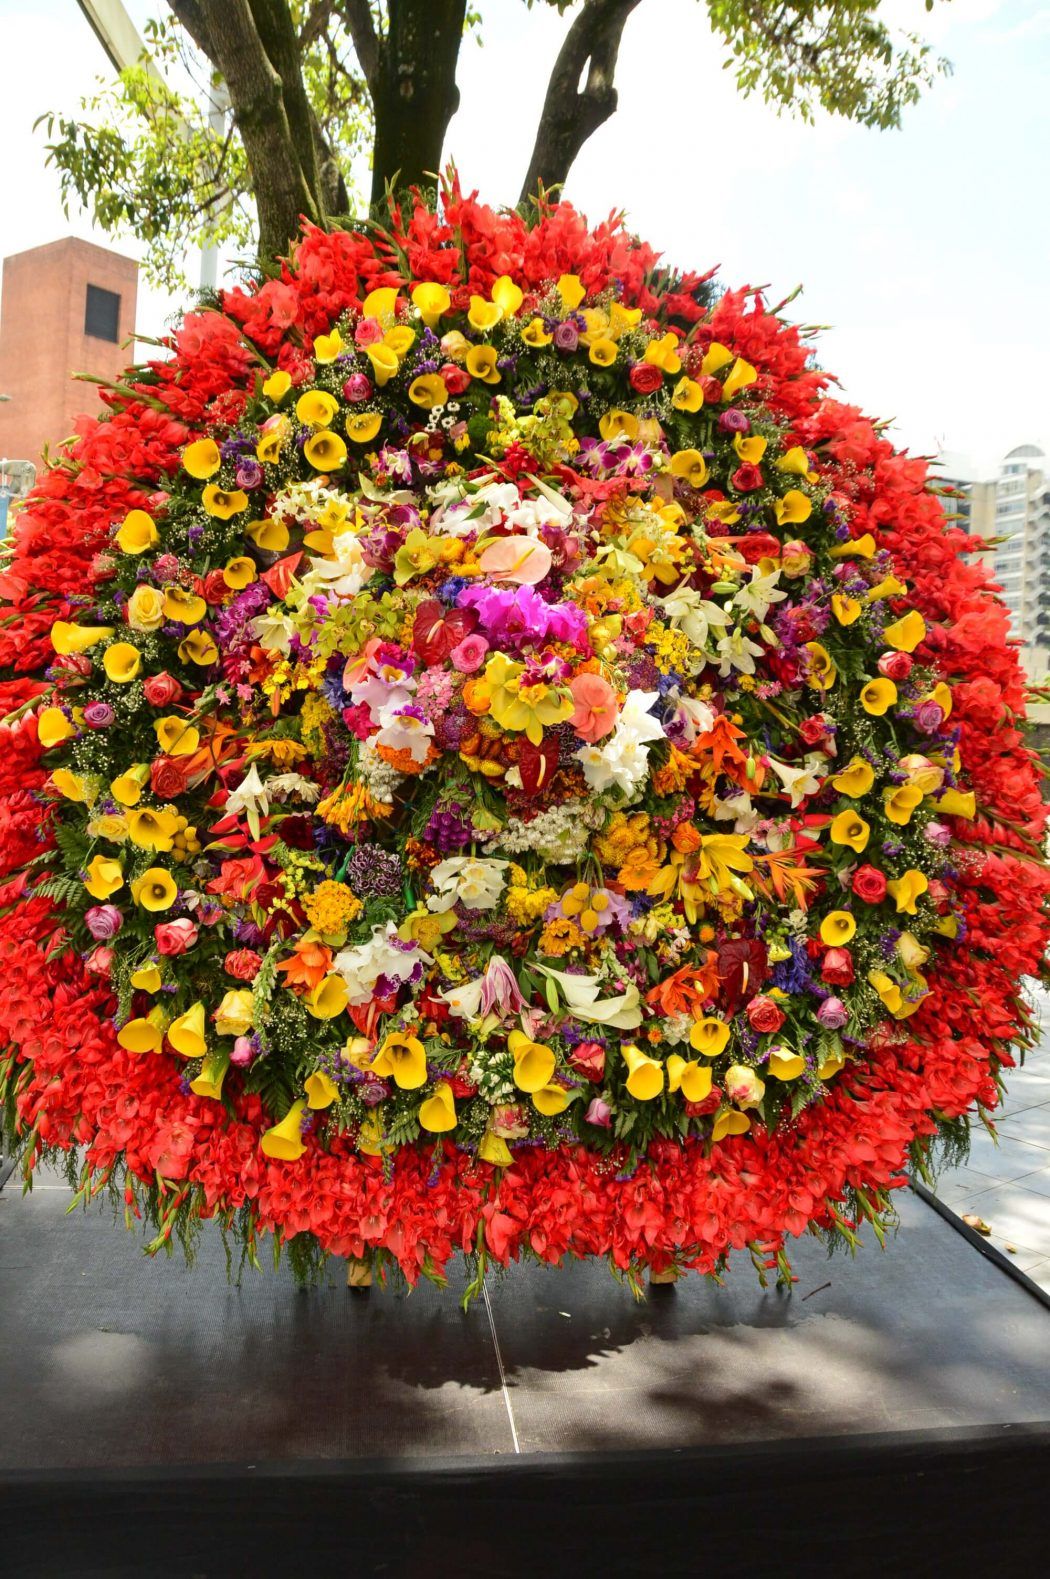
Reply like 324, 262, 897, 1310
931, 986, 1050, 1292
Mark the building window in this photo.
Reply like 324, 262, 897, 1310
84, 284, 121, 343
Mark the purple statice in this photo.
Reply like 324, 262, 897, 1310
220, 436, 255, 462
344, 843, 402, 898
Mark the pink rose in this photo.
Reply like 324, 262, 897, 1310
449, 633, 489, 673
343, 373, 372, 402
568, 1040, 606, 1080
354, 317, 384, 347
570, 672, 619, 743
84, 946, 114, 977
155, 918, 199, 956
585, 1097, 612, 1128
143, 672, 184, 707
878, 650, 913, 681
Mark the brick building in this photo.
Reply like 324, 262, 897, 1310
0, 238, 138, 466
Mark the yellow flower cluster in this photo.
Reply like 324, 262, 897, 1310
594, 811, 654, 866
538, 916, 587, 957
304, 880, 363, 934
317, 780, 392, 832
646, 620, 692, 676
505, 864, 558, 925
300, 693, 335, 754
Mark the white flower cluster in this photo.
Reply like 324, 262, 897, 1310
270, 478, 355, 525
484, 800, 605, 862
354, 739, 405, 803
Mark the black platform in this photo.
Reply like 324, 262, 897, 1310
2, 1165, 1048, 1575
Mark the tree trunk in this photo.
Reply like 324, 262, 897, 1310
170, 0, 329, 267
520, 0, 643, 204
369, 0, 468, 208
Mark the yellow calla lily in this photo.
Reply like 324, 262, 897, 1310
371, 1032, 427, 1089
669, 449, 709, 488
588, 337, 618, 367
689, 1017, 731, 1057
304, 1070, 339, 1109
304, 430, 348, 472
832, 593, 863, 626
804, 642, 837, 689
50, 768, 95, 802
131, 867, 178, 912
712, 1109, 750, 1142
162, 587, 207, 625
411, 281, 451, 327
721, 357, 758, 399
671, 377, 704, 413
936, 787, 976, 820
154, 717, 200, 757
521, 317, 553, 347
820, 910, 856, 946
305, 975, 349, 1020
346, 412, 383, 444
408, 374, 448, 409
246, 517, 290, 551
507, 1029, 556, 1094
38, 706, 75, 749
776, 446, 811, 476
262, 369, 291, 401
886, 869, 929, 915
201, 485, 249, 520
733, 433, 767, 465
130, 962, 163, 993
491, 275, 524, 315
666, 1055, 712, 1103
127, 806, 179, 851
465, 344, 501, 384
622, 1044, 664, 1101
830, 756, 875, 798
365, 343, 399, 386
295, 389, 339, 428
223, 557, 257, 590
860, 677, 897, 716
882, 611, 926, 652
557, 274, 586, 310
190, 1055, 228, 1101
84, 854, 124, 900
774, 489, 812, 527
182, 438, 221, 479
168, 1001, 208, 1058
384, 325, 416, 359
361, 287, 399, 320
116, 509, 159, 554
767, 1048, 806, 1081
829, 809, 870, 853
312, 328, 344, 363
261, 1100, 308, 1161
701, 342, 734, 375
51, 621, 114, 654
599, 409, 640, 441
117, 1007, 169, 1055
828, 533, 877, 559
479, 1131, 513, 1166
419, 1081, 457, 1133
178, 629, 219, 666
533, 1082, 572, 1116
468, 295, 503, 331
884, 784, 924, 826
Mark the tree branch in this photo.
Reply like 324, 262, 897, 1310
339, 0, 381, 95
520, 0, 643, 204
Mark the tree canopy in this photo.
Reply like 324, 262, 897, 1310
40, 0, 952, 286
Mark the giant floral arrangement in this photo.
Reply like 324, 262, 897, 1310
1, 183, 1047, 1294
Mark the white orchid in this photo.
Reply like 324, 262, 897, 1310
224, 762, 270, 839
427, 856, 509, 913
534, 964, 643, 1031
375, 701, 435, 764
334, 923, 432, 1006
299, 530, 369, 600
672, 694, 717, 744
713, 788, 761, 834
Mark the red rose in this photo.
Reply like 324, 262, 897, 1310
798, 714, 830, 746
155, 918, 199, 956
151, 757, 188, 800
628, 361, 664, 395
821, 947, 854, 986
700, 376, 724, 403
142, 672, 184, 707
746, 994, 785, 1034
878, 650, 913, 681
568, 1041, 606, 1080
441, 363, 471, 396
225, 948, 262, 981
202, 569, 231, 606
852, 864, 887, 903
738, 532, 781, 565
731, 463, 764, 492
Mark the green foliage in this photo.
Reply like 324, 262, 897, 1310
706, 0, 952, 129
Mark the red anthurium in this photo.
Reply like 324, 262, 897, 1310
517, 737, 559, 795
412, 598, 477, 666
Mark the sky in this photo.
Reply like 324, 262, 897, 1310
1, 0, 1047, 474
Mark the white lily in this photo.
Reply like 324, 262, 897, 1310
657, 586, 730, 652
768, 753, 827, 809
249, 610, 296, 655
534, 963, 643, 1031
265, 773, 322, 804
734, 566, 788, 622
715, 627, 765, 677
224, 762, 270, 839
